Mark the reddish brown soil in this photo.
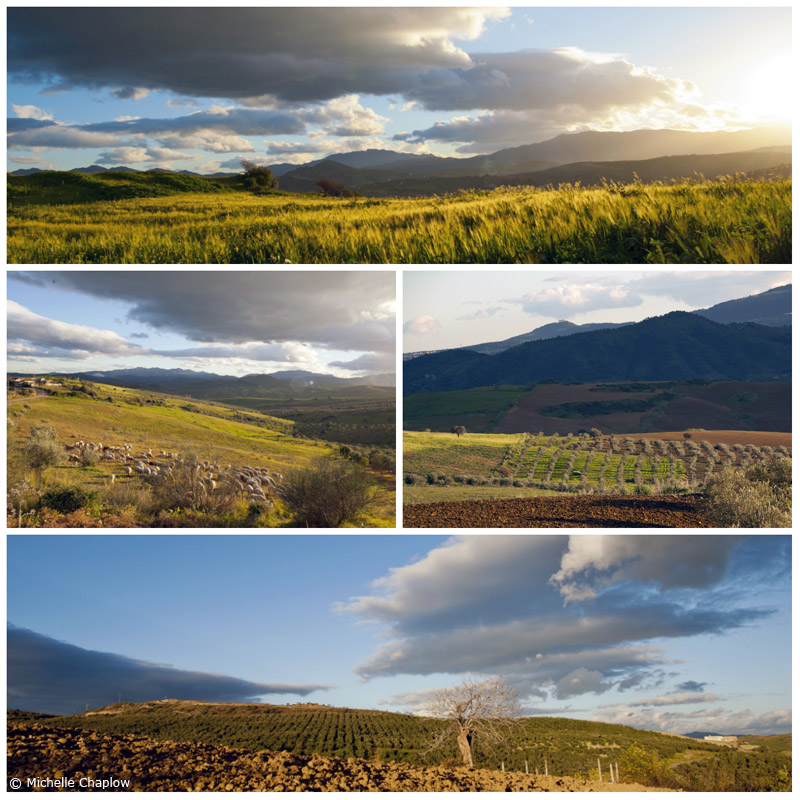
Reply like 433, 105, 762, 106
492, 382, 790, 436
7, 722, 669, 792
636, 430, 791, 447
403, 494, 712, 528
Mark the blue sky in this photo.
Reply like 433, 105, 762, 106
7, 270, 396, 377
7, 534, 791, 736
7, 7, 791, 173
404, 270, 792, 351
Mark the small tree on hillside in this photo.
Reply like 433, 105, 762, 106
21, 424, 65, 484
425, 677, 521, 769
451, 425, 467, 438
240, 159, 278, 192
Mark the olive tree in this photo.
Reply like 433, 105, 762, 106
426, 677, 521, 769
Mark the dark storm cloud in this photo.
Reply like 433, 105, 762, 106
10, 272, 395, 353
8, 626, 330, 716
341, 536, 785, 695
7, 8, 500, 103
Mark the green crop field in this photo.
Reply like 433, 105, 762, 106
29, 700, 791, 791
7, 174, 791, 264
7, 380, 395, 527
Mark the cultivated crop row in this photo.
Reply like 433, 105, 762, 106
404, 431, 791, 494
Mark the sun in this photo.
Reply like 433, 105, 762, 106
735, 51, 793, 123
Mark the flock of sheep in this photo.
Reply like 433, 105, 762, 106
64, 439, 285, 504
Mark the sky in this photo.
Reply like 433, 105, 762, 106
6, 6, 792, 173
6, 270, 396, 378
404, 270, 791, 351
7, 534, 791, 736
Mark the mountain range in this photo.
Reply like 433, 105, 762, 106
11, 126, 791, 196
13, 367, 395, 392
403, 312, 791, 395
405, 284, 791, 360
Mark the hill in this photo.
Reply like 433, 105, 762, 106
11, 699, 791, 791
7, 720, 670, 792
19, 699, 721, 775
403, 313, 791, 395
695, 283, 791, 327
7, 379, 395, 527
6, 169, 237, 205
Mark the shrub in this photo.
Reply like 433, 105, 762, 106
699, 463, 791, 527
40, 485, 96, 513
148, 455, 240, 516
21, 425, 65, 483
282, 458, 374, 527
80, 448, 100, 467
404, 474, 417, 485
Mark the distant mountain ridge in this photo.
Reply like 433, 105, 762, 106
404, 284, 791, 361
404, 312, 791, 395
15, 367, 395, 391
11, 125, 790, 181
695, 284, 791, 327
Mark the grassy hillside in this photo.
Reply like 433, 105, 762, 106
7, 380, 394, 527
7, 178, 790, 264
404, 381, 791, 435
7, 170, 238, 205
26, 700, 790, 790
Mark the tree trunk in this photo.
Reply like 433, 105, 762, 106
457, 727, 474, 769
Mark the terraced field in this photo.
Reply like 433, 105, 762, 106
403, 495, 711, 528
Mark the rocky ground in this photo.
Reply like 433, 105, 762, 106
403, 494, 712, 528
8, 722, 671, 792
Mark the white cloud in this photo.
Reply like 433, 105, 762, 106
404, 315, 441, 337
7, 300, 151, 359
12, 104, 53, 121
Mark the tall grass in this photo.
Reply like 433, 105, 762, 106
8, 179, 791, 264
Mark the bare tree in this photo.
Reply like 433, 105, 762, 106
426, 677, 521, 769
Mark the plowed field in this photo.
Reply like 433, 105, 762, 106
403, 494, 712, 528
7, 722, 670, 792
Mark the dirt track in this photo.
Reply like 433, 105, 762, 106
403, 494, 712, 528
7, 723, 671, 792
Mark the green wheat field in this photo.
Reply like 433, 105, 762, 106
7, 175, 791, 264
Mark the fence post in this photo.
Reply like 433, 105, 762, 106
544, 758, 548, 777
598, 758, 602, 782
525, 759, 529, 775
501, 761, 505, 772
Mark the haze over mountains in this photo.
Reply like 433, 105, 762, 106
405, 284, 791, 360
10, 126, 791, 195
